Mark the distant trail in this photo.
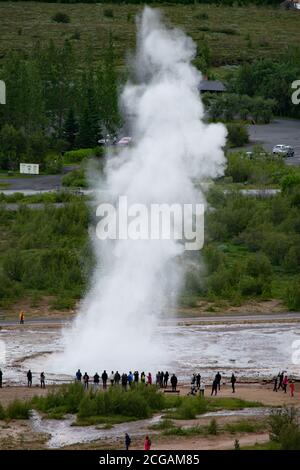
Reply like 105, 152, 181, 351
1, 312, 300, 328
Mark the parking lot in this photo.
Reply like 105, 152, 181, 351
246, 118, 300, 165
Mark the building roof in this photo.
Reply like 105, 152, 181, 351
199, 80, 226, 92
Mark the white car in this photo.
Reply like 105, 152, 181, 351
272, 144, 294, 158
117, 136, 132, 146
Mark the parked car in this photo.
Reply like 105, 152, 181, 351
98, 134, 117, 146
272, 144, 295, 158
117, 136, 132, 146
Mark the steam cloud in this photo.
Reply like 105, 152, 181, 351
53, 7, 227, 374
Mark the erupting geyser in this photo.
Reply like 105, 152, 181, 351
53, 7, 227, 373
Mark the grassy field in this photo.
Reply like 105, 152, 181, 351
0, 2, 299, 67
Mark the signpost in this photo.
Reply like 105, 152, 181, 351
20, 163, 40, 175
0, 80, 5, 105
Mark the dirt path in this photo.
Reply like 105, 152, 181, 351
150, 432, 269, 450
177, 382, 300, 407
0, 386, 57, 406
0, 383, 298, 407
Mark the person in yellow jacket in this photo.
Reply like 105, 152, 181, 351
19, 311, 25, 324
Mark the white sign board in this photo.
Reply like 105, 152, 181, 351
0, 80, 5, 105
20, 163, 39, 175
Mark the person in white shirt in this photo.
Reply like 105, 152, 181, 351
109, 371, 115, 386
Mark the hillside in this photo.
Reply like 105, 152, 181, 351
0, 2, 299, 66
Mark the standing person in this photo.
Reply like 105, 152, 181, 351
199, 380, 205, 397
273, 375, 278, 392
128, 371, 133, 387
27, 369, 32, 387
102, 370, 108, 390
171, 374, 178, 392
283, 374, 288, 394
164, 371, 169, 388
189, 380, 197, 396
109, 371, 115, 387
147, 372, 152, 385
278, 372, 284, 390
122, 373, 128, 390
83, 372, 89, 390
125, 433, 131, 451
144, 435, 151, 451
114, 371, 120, 385
230, 373, 236, 393
19, 311, 25, 324
76, 369, 82, 382
134, 371, 139, 384
156, 371, 160, 387
93, 372, 100, 390
40, 372, 45, 389
290, 381, 295, 398
215, 372, 222, 391
0, 368, 3, 388
211, 378, 218, 396
196, 373, 201, 389
160, 371, 164, 388
141, 371, 146, 384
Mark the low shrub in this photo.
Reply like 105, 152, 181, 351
52, 12, 70, 24
6, 400, 30, 419
0, 403, 6, 420
226, 123, 249, 148
62, 169, 87, 188
103, 8, 114, 19
63, 148, 97, 163
207, 418, 218, 435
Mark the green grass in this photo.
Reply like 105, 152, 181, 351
165, 396, 263, 420
206, 397, 264, 411
149, 419, 175, 431
30, 383, 167, 423
75, 414, 138, 426
4, 400, 31, 420
27, 384, 266, 429
163, 424, 209, 437
161, 418, 266, 437
242, 441, 280, 450
224, 419, 267, 434
0, 3, 298, 67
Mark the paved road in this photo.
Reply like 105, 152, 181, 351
0, 119, 299, 194
246, 118, 300, 165
0, 165, 77, 191
1, 312, 299, 327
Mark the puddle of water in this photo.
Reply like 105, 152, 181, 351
30, 410, 161, 448
29, 406, 270, 448
200, 407, 270, 418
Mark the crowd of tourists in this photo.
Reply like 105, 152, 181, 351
0, 367, 297, 399
74, 369, 179, 392
273, 371, 295, 397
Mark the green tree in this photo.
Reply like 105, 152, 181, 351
0, 124, 27, 170
96, 32, 120, 136
77, 71, 99, 148
63, 108, 78, 148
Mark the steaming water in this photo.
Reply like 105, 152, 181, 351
1, 319, 300, 385
50, 7, 227, 374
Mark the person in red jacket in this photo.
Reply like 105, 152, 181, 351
290, 381, 295, 397
283, 375, 288, 393
144, 435, 151, 451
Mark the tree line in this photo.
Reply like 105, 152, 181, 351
0, 0, 283, 5
0, 36, 119, 170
